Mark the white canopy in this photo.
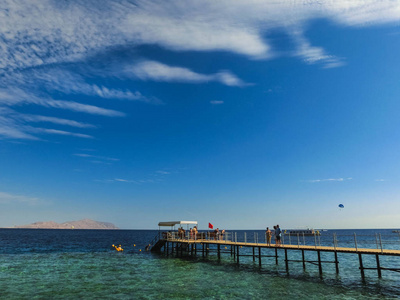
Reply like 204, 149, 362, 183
158, 221, 198, 227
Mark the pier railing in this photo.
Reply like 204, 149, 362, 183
162, 231, 400, 251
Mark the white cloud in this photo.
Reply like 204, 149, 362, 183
290, 29, 345, 68
21, 115, 96, 129
5, 69, 159, 103
2, 0, 400, 141
0, 191, 42, 205
95, 178, 140, 184
0, 88, 125, 117
0, 107, 99, 140
131, 61, 246, 86
305, 177, 353, 183
156, 170, 171, 175
30, 128, 94, 139
1, 0, 400, 74
210, 100, 224, 105
0, 114, 38, 140
74, 153, 119, 162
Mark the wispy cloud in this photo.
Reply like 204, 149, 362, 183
31, 128, 94, 139
20, 115, 96, 129
0, 191, 43, 205
290, 29, 345, 68
95, 178, 155, 184
155, 170, 171, 175
0, 88, 125, 117
2, 1, 399, 74
6, 69, 159, 104
130, 61, 247, 87
210, 100, 224, 105
304, 177, 353, 183
0, 105, 103, 141
74, 153, 119, 162
1, 0, 400, 142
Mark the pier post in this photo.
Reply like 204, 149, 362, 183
358, 253, 365, 279
237, 246, 240, 263
206, 243, 209, 256
258, 247, 262, 267
285, 248, 289, 272
302, 249, 306, 270
217, 244, 221, 260
275, 248, 278, 265
376, 254, 382, 278
233, 244, 236, 259
317, 250, 322, 275
253, 247, 255, 262
191, 244, 194, 256
202, 243, 205, 257
334, 252, 339, 274
231, 245, 233, 256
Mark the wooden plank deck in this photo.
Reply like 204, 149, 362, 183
165, 238, 400, 256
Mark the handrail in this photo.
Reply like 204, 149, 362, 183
155, 231, 400, 251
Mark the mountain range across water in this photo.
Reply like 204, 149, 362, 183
12, 219, 119, 229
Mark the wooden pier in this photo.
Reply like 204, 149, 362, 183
153, 237, 400, 279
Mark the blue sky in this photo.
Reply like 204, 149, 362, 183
1, 1, 400, 229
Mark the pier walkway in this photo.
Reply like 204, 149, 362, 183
167, 238, 400, 256
152, 232, 400, 279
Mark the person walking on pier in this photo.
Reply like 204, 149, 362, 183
266, 227, 272, 245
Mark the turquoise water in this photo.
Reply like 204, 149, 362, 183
1, 229, 400, 299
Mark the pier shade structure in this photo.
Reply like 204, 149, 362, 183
150, 222, 400, 279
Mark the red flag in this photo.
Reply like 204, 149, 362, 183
208, 223, 214, 229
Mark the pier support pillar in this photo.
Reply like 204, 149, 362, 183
302, 249, 306, 270
317, 250, 322, 276
358, 253, 365, 279
334, 252, 339, 274
237, 246, 240, 263
217, 244, 221, 260
376, 254, 382, 278
275, 248, 278, 265
285, 248, 289, 272
202, 243, 205, 257
253, 247, 255, 262
258, 247, 262, 267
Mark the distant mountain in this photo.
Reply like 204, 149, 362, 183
14, 219, 119, 229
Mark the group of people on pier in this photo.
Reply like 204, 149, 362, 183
178, 226, 199, 239
265, 225, 282, 246
169, 224, 283, 245
213, 228, 226, 240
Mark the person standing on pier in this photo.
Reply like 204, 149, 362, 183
275, 225, 282, 246
193, 226, 198, 240
214, 228, 219, 240
266, 227, 272, 245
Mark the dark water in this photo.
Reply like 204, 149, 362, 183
1, 228, 400, 299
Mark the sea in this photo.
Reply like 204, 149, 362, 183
1, 228, 400, 299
